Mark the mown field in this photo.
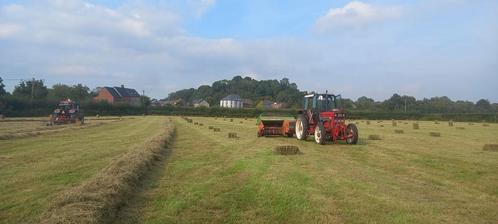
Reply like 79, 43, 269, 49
0, 116, 170, 223
119, 117, 498, 224
1, 116, 497, 223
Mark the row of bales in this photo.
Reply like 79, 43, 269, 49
181, 116, 237, 138
356, 119, 496, 152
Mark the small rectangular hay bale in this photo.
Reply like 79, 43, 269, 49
429, 132, 441, 137
213, 128, 221, 132
483, 144, 498, 152
199, 123, 204, 126
392, 120, 397, 127
483, 123, 489, 127
228, 132, 238, 138
368, 135, 381, 140
413, 123, 419, 129
394, 129, 404, 134
448, 120, 453, 126
274, 145, 301, 155
366, 121, 370, 125
239, 121, 243, 124
380, 125, 384, 127
194, 122, 198, 125
208, 126, 214, 129
230, 119, 233, 122
434, 120, 439, 124
456, 127, 465, 130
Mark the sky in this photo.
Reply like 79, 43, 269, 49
0, 0, 497, 102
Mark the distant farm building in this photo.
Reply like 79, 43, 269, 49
257, 100, 286, 109
259, 99, 274, 109
93, 85, 141, 106
163, 99, 185, 107
220, 94, 243, 108
242, 99, 254, 108
193, 99, 210, 108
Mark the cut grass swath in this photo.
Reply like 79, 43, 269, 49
40, 121, 175, 224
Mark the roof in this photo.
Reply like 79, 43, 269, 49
222, 94, 242, 101
103, 86, 140, 98
193, 99, 208, 104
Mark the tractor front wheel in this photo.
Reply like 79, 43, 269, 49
295, 115, 308, 140
314, 123, 326, 145
346, 124, 359, 144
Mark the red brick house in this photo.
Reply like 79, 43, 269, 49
93, 85, 141, 106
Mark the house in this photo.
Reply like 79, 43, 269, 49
163, 99, 185, 107
258, 99, 274, 109
220, 94, 243, 108
256, 100, 286, 109
93, 85, 141, 106
272, 102, 286, 109
242, 99, 254, 108
193, 99, 210, 108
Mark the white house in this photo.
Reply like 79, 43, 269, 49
193, 99, 210, 108
220, 94, 243, 108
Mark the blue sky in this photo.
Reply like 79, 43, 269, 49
0, 0, 497, 102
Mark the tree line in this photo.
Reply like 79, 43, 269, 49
167, 76, 497, 114
0, 76, 496, 117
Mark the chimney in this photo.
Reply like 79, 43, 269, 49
121, 84, 124, 88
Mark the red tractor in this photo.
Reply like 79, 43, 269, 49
50, 99, 85, 125
295, 93, 358, 145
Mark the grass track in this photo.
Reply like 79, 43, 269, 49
0, 116, 168, 224
123, 117, 498, 224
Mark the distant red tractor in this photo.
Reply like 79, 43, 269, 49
295, 93, 358, 145
50, 99, 85, 125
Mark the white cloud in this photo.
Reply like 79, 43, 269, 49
0, 23, 21, 38
189, 0, 216, 17
315, 1, 402, 33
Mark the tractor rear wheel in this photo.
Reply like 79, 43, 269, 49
314, 123, 326, 144
295, 115, 308, 140
346, 124, 359, 144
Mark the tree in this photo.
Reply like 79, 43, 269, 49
13, 79, 48, 100
356, 96, 375, 110
476, 99, 491, 112
167, 76, 302, 108
0, 77, 7, 96
383, 94, 403, 111
140, 95, 151, 108
49, 84, 91, 101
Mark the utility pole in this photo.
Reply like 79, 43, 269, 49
404, 97, 407, 113
142, 90, 145, 106
31, 77, 35, 101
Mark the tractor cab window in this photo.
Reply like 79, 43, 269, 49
335, 95, 343, 109
316, 95, 335, 112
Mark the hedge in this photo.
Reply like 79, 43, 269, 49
1, 98, 496, 122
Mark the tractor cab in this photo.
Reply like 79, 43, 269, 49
303, 93, 342, 112
296, 92, 358, 145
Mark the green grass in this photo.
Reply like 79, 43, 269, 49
0, 116, 168, 224
122, 118, 498, 224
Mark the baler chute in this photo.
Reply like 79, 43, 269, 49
256, 114, 295, 137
